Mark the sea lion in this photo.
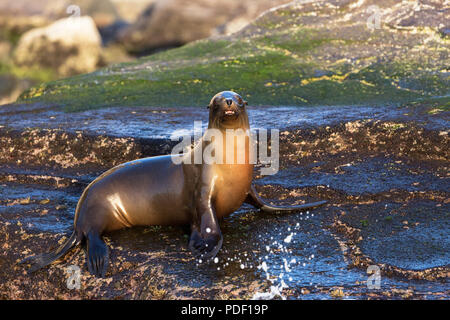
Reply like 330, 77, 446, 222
20, 91, 327, 277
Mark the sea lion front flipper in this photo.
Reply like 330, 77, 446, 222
188, 166, 223, 260
188, 228, 223, 260
245, 184, 327, 213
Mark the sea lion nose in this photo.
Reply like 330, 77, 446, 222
225, 99, 233, 106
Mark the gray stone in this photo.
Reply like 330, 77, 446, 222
117, 0, 290, 52
13, 16, 103, 77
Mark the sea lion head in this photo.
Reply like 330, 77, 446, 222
208, 91, 249, 130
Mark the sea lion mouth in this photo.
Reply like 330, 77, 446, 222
221, 109, 239, 121
218, 110, 241, 129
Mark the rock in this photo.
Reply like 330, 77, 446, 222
13, 16, 103, 77
439, 27, 450, 38
0, 74, 18, 98
0, 0, 119, 29
110, 0, 157, 23
67, 0, 119, 29
19, 0, 449, 110
0, 17, 50, 44
0, 0, 66, 19
0, 41, 11, 60
0, 0, 122, 54
0, 101, 448, 299
382, 0, 449, 31
117, 0, 290, 53
212, 0, 291, 37
0, 74, 35, 105
98, 20, 130, 45
1, 0, 449, 300
213, 16, 255, 37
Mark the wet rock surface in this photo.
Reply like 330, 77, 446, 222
0, 103, 448, 299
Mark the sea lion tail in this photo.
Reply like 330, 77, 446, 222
18, 231, 81, 273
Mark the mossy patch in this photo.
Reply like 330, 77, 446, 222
0, 28, 22, 46
0, 61, 55, 84
15, 6, 449, 111
404, 95, 450, 113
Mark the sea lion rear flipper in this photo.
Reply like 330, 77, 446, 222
245, 184, 327, 213
19, 231, 80, 273
86, 231, 109, 278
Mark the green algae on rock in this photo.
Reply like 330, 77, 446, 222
17, 0, 449, 111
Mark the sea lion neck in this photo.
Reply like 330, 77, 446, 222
207, 118, 250, 132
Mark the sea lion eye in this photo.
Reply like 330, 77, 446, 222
211, 97, 221, 109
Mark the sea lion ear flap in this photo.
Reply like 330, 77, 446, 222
207, 98, 215, 109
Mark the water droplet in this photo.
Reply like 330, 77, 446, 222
284, 233, 293, 243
